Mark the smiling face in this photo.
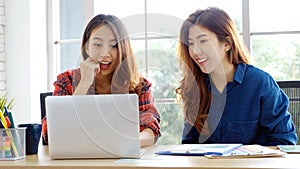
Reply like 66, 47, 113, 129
188, 25, 229, 74
86, 24, 119, 76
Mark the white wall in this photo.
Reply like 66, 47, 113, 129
5, 0, 47, 125
0, 0, 6, 93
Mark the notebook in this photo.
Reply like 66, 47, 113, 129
277, 145, 300, 154
45, 94, 140, 159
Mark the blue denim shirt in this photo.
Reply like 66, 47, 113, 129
182, 63, 298, 146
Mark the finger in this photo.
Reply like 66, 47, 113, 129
86, 59, 100, 75
80, 60, 98, 75
94, 65, 100, 74
86, 57, 97, 63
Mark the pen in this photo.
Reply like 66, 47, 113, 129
4, 115, 11, 128
0, 110, 7, 127
0, 118, 5, 128
1, 107, 11, 128
7, 112, 15, 128
5, 107, 14, 128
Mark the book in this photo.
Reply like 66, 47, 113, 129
205, 145, 286, 158
155, 144, 243, 156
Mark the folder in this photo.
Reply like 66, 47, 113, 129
155, 144, 243, 156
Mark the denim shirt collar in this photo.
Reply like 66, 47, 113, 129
233, 63, 247, 84
205, 63, 247, 94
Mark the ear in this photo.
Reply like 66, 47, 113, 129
225, 43, 231, 51
224, 36, 231, 51
85, 41, 90, 55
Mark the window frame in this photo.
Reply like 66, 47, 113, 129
47, 0, 300, 98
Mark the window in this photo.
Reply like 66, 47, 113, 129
249, 0, 300, 80
48, 0, 300, 145
251, 35, 300, 80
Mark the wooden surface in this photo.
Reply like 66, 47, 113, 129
0, 145, 299, 169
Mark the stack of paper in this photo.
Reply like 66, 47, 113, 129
205, 145, 286, 158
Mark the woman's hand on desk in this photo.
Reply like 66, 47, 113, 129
140, 128, 155, 147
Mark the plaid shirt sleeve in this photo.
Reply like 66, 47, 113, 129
53, 69, 82, 96
138, 78, 161, 142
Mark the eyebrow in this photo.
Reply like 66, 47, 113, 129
92, 37, 117, 43
188, 34, 207, 40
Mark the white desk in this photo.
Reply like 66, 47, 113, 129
0, 145, 299, 169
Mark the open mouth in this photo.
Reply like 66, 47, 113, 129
197, 58, 208, 63
100, 61, 111, 70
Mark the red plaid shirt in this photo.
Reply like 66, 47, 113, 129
42, 68, 161, 143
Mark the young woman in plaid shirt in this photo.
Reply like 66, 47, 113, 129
42, 14, 160, 147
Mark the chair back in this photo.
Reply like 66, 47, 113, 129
40, 92, 53, 145
277, 81, 300, 144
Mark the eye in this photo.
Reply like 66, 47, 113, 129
199, 39, 208, 43
188, 42, 194, 46
93, 43, 102, 47
110, 43, 118, 48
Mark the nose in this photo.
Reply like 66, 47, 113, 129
190, 43, 202, 55
97, 45, 111, 60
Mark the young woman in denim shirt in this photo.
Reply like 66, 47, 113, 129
176, 7, 297, 145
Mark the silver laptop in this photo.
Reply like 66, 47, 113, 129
45, 94, 140, 159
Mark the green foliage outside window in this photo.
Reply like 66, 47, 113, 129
252, 36, 300, 80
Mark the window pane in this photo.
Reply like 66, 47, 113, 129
146, 39, 181, 99
94, 0, 144, 18
121, 15, 146, 40
146, 13, 182, 37
147, 0, 242, 32
250, 0, 300, 32
251, 34, 300, 80
154, 103, 183, 145
131, 39, 146, 69
94, 0, 146, 43
60, 0, 85, 39
58, 43, 82, 72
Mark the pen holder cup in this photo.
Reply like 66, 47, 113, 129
0, 128, 26, 160
17, 123, 42, 155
